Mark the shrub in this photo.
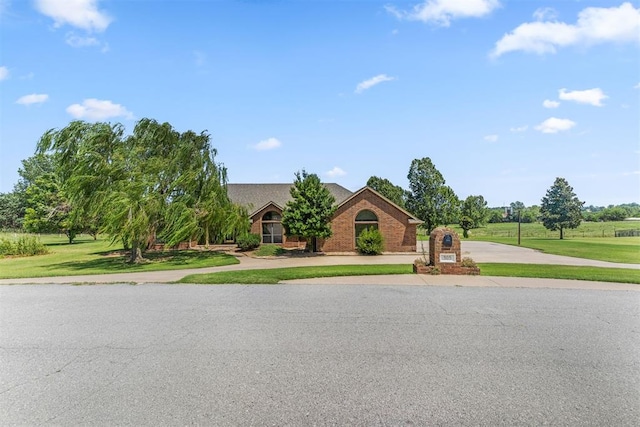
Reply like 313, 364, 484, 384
356, 227, 384, 255
461, 257, 477, 268
0, 235, 49, 257
236, 233, 261, 251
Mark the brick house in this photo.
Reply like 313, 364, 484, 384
227, 183, 422, 253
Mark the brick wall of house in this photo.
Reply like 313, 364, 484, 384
321, 188, 418, 252
250, 204, 306, 249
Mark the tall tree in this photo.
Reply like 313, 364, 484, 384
406, 157, 459, 233
366, 176, 408, 208
37, 118, 231, 262
540, 177, 584, 239
282, 170, 336, 252
459, 195, 489, 238
0, 192, 24, 230
22, 172, 83, 243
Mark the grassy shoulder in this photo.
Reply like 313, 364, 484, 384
178, 263, 639, 285
179, 264, 414, 284
478, 263, 640, 284
0, 235, 239, 279
473, 237, 639, 264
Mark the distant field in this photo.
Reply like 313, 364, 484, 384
421, 222, 640, 264
422, 221, 640, 239
0, 233, 238, 279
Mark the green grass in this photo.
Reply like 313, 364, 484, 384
179, 264, 414, 284
418, 221, 639, 240
252, 244, 287, 257
0, 234, 239, 279
478, 263, 640, 284
178, 263, 640, 285
477, 237, 639, 264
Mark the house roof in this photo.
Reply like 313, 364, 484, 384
227, 183, 354, 216
338, 186, 423, 224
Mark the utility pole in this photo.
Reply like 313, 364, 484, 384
518, 209, 521, 246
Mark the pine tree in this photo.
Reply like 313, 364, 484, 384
540, 177, 584, 239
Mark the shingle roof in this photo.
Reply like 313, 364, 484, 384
227, 183, 353, 216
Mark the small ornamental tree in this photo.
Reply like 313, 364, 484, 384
406, 157, 460, 233
540, 177, 584, 239
282, 170, 336, 252
459, 195, 488, 238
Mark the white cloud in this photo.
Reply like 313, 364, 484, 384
533, 7, 557, 22
355, 74, 395, 94
253, 137, 281, 151
510, 125, 528, 132
386, 0, 500, 27
535, 117, 576, 134
635, 82, 640, 89
0, 66, 8, 81
35, 0, 112, 32
483, 134, 498, 142
491, 2, 640, 57
65, 32, 100, 47
558, 88, 608, 106
66, 98, 133, 120
326, 166, 347, 178
543, 99, 560, 108
16, 93, 49, 105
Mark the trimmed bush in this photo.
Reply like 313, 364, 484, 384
356, 227, 384, 255
0, 235, 49, 257
236, 233, 261, 251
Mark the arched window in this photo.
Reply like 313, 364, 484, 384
355, 209, 378, 244
262, 211, 283, 244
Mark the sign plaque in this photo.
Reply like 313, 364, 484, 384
439, 253, 456, 263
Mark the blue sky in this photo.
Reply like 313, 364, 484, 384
1, 0, 638, 207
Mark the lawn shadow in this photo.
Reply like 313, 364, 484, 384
49, 250, 233, 272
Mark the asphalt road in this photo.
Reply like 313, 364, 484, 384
2, 284, 639, 426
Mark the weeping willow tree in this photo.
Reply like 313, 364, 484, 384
37, 118, 245, 263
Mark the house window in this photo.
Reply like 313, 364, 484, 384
262, 211, 283, 244
355, 209, 378, 244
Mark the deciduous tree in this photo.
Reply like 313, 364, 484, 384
406, 157, 459, 233
37, 119, 233, 262
459, 195, 488, 238
282, 170, 336, 252
366, 176, 408, 208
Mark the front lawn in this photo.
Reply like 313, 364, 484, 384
478, 263, 640, 284
179, 264, 414, 284
0, 234, 239, 279
178, 263, 640, 285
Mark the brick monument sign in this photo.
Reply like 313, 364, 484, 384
414, 227, 480, 275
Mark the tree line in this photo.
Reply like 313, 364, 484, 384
0, 118, 631, 253
366, 162, 586, 239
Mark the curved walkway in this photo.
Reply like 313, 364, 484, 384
1, 242, 637, 289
